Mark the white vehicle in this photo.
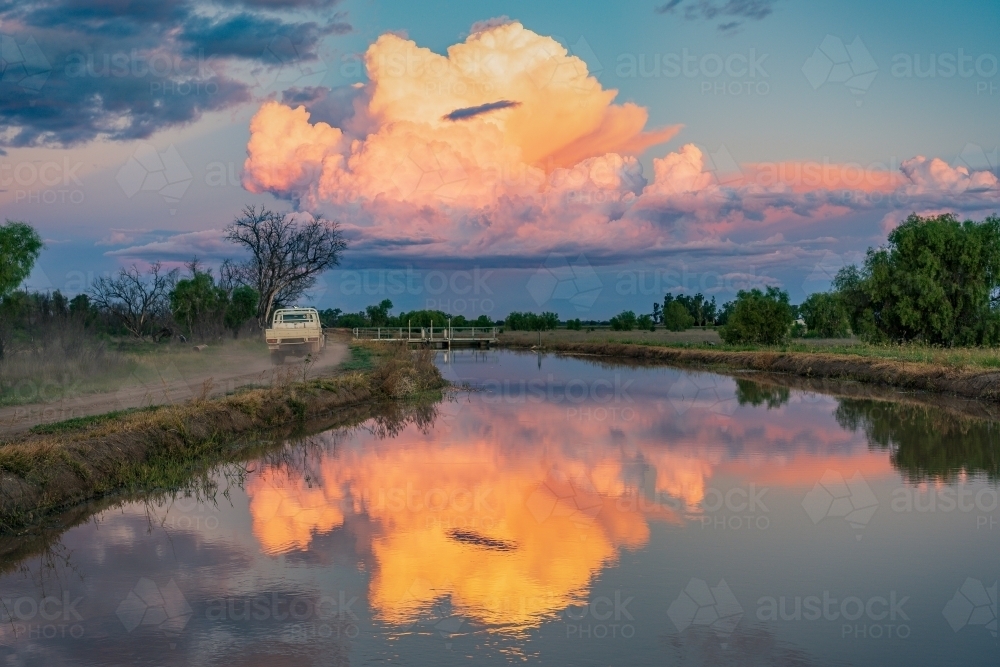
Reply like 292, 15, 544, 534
265, 307, 325, 363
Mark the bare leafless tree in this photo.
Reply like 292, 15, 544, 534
224, 205, 347, 328
90, 262, 176, 338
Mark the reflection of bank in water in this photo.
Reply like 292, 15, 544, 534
835, 399, 1000, 483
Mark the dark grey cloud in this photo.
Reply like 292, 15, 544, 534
443, 100, 521, 122
0, 0, 351, 149
180, 13, 349, 59
281, 85, 362, 127
655, 0, 776, 32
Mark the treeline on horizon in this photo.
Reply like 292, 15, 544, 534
4, 213, 1000, 354
326, 214, 1000, 347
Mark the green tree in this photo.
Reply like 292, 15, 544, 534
609, 310, 637, 331
799, 292, 850, 338
365, 299, 393, 326
225, 285, 259, 338
566, 318, 583, 330
835, 214, 1000, 345
719, 286, 794, 345
662, 300, 694, 331
637, 313, 654, 330
0, 220, 43, 300
170, 268, 224, 338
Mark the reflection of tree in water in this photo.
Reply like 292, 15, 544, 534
835, 399, 1000, 482
735, 379, 790, 410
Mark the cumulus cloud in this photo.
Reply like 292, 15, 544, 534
242, 22, 1000, 263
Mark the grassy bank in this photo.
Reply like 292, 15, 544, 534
0, 343, 444, 533
502, 329, 1000, 370
501, 337, 1000, 401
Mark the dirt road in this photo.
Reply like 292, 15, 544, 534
0, 341, 349, 437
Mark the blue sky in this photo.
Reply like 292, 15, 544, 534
2, 0, 998, 318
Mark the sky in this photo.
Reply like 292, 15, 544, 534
1, 0, 999, 319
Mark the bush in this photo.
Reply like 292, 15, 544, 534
662, 301, 694, 331
719, 287, 794, 345
799, 292, 850, 338
566, 318, 582, 330
637, 314, 654, 331
609, 310, 637, 331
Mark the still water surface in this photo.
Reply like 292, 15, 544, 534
1, 350, 998, 666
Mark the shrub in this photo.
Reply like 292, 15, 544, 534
799, 292, 850, 338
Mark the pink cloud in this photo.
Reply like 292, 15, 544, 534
240, 22, 1000, 261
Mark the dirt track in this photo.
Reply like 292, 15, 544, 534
0, 342, 349, 437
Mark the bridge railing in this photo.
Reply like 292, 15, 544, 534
352, 327, 497, 341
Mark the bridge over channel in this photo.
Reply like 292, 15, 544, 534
351, 326, 498, 349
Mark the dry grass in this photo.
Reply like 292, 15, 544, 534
0, 343, 445, 532
0, 323, 137, 406
0, 322, 274, 407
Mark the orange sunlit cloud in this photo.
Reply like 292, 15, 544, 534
240, 21, 1000, 259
